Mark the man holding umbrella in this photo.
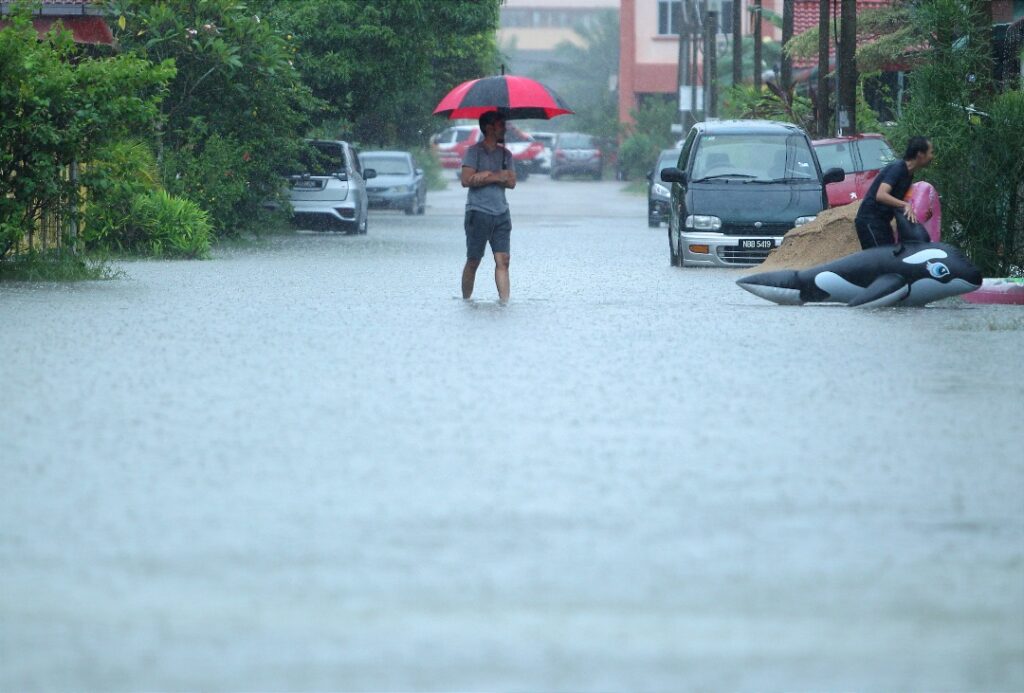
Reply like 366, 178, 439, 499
460, 109, 516, 303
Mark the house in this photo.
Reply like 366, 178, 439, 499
0, 0, 113, 45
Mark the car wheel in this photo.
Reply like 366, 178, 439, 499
516, 163, 530, 181
550, 169, 560, 181
404, 198, 416, 215
593, 170, 602, 181
648, 216, 660, 228
668, 227, 679, 266
358, 212, 368, 235
416, 195, 426, 215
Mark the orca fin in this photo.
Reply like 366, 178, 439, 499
848, 273, 910, 307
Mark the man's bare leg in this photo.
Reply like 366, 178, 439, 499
462, 258, 481, 299
494, 252, 510, 303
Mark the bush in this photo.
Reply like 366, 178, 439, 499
129, 189, 212, 259
0, 6, 173, 261
411, 145, 448, 191
81, 139, 161, 251
617, 133, 657, 181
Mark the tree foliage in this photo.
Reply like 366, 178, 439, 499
0, 5, 174, 260
105, 0, 317, 235
892, 0, 1023, 275
269, 0, 502, 146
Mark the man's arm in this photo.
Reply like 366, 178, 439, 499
461, 166, 515, 189
875, 182, 916, 222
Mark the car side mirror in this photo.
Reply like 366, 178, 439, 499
363, 168, 377, 180
646, 169, 653, 182
415, 168, 423, 176
661, 167, 686, 184
823, 167, 845, 184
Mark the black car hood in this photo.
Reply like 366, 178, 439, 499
686, 181, 823, 221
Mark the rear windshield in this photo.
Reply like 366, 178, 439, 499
532, 134, 555, 146
456, 128, 474, 142
691, 133, 816, 182
658, 149, 681, 173
814, 142, 857, 174
360, 155, 411, 175
299, 142, 346, 175
859, 138, 896, 170
558, 133, 594, 148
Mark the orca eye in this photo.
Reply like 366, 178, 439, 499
927, 261, 950, 279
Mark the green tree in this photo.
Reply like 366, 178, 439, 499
270, 0, 502, 147
892, 0, 1023, 275
1, 5, 173, 260
105, 0, 316, 235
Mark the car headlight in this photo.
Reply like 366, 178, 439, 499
652, 183, 670, 197
684, 215, 723, 230
794, 216, 816, 226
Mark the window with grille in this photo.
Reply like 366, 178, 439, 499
657, 0, 683, 35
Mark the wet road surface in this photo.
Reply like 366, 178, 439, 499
2, 176, 1023, 690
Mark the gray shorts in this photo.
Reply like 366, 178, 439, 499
465, 209, 511, 259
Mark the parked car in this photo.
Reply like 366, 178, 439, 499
647, 148, 681, 227
550, 132, 603, 180
813, 134, 896, 208
430, 123, 544, 179
359, 150, 426, 215
288, 140, 375, 234
660, 120, 844, 267
528, 131, 557, 173
431, 124, 476, 171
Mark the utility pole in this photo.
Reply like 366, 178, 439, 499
781, 0, 794, 91
753, 0, 763, 91
839, 0, 857, 133
705, 10, 718, 117
816, 0, 830, 136
732, 0, 742, 87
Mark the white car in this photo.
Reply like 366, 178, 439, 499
528, 131, 556, 173
288, 140, 376, 234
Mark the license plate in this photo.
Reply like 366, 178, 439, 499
739, 238, 774, 250
292, 180, 320, 189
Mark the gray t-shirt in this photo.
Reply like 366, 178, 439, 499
462, 142, 513, 215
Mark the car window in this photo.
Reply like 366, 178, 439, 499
692, 133, 815, 181
361, 156, 411, 175
532, 134, 555, 146
859, 138, 896, 170
558, 133, 593, 148
300, 141, 346, 175
679, 128, 697, 168
351, 147, 362, 175
814, 142, 857, 174
455, 128, 474, 143
504, 126, 533, 143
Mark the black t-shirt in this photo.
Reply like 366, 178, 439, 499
856, 160, 912, 224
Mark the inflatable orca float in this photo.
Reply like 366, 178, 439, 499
737, 242, 982, 307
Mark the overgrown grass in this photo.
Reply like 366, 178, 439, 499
0, 251, 122, 282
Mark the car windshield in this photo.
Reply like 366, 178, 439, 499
361, 156, 411, 175
859, 138, 896, 170
299, 142, 346, 175
814, 142, 857, 174
692, 133, 816, 182
558, 133, 594, 148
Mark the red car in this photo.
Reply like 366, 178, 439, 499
812, 134, 896, 208
430, 123, 544, 179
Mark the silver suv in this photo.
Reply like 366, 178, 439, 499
288, 140, 376, 234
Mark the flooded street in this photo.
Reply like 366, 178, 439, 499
2, 177, 1023, 690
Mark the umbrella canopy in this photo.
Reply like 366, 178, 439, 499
433, 75, 573, 120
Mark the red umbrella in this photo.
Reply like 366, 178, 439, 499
433, 74, 573, 120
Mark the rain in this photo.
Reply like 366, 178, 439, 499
2, 1, 1023, 690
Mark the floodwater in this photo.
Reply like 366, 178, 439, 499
2, 176, 1022, 691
